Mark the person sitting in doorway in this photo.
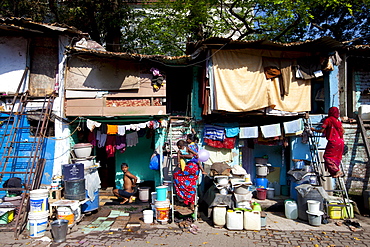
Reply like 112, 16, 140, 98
113, 163, 138, 204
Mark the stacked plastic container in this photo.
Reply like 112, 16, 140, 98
255, 157, 270, 200
154, 185, 170, 224
28, 189, 49, 237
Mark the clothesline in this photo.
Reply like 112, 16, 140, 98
204, 119, 304, 140
86, 118, 162, 134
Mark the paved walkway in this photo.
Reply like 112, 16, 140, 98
1, 203, 370, 247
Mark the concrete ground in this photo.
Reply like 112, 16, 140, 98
1, 194, 370, 246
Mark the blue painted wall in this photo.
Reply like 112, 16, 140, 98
0, 113, 55, 196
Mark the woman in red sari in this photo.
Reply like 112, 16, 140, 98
173, 134, 201, 211
311, 106, 344, 178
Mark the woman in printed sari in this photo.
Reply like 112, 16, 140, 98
311, 106, 345, 178
173, 134, 200, 211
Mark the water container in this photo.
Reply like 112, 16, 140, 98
243, 211, 261, 230
57, 206, 74, 226
81, 190, 99, 213
273, 181, 280, 196
267, 188, 275, 199
64, 178, 86, 200
290, 180, 299, 201
28, 211, 48, 238
260, 212, 267, 228
256, 164, 269, 176
143, 210, 154, 223
51, 219, 69, 243
255, 178, 268, 188
62, 163, 84, 181
139, 187, 150, 202
256, 188, 267, 200
284, 200, 298, 219
155, 200, 170, 223
156, 186, 168, 201
296, 185, 324, 221
252, 202, 262, 212
226, 210, 243, 230
307, 200, 320, 213
306, 210, 324, 226
29, 189, 49, 213
213, 205, 227, 227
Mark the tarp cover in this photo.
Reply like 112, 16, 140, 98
212, 49, 311, 112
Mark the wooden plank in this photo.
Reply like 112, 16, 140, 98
66, 98, 104, 107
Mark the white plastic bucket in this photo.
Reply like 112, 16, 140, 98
307, 200, 320, 214
30, 189, 49, 213
306, 210, 324, 226
57, 206, 74, 226
155, 200, 170, 223
143, 210, 154, 223
28, 211, 48, 238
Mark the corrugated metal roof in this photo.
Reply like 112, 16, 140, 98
189, 36, 344, 53
0, 17, 84, 36
67, 46, 192, 65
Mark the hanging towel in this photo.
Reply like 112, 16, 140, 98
239, 126, 259, 139
107, 125, 118, 135
260, 123, 281, 138
105, 135, 116, 158
115, 135, 126, 153
283, 119, 303, 134
126, 132, 139, 147
203, 124, 225, 141
88, 131, 97, 146
86, 119, 102, 132
96, 130, 107, 148
225, 126, 239, 138
118, 125, 126, 136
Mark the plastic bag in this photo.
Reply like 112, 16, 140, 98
149, 154, 161, 170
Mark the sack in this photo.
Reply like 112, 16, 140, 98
149, 154, 161, 170
3, 177, 22, 196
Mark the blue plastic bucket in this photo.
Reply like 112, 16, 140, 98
255, 178, 268, 188
290, 180, 299, 201
81, 190, 99, 213
156, 186, 168, 201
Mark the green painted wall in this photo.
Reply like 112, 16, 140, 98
115, 135, 160, 189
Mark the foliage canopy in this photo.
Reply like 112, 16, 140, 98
0, 0, 369, 56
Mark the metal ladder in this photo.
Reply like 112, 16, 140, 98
302, 114, 351, 219
0, 67, 56, 238
165, 116, 198, 222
